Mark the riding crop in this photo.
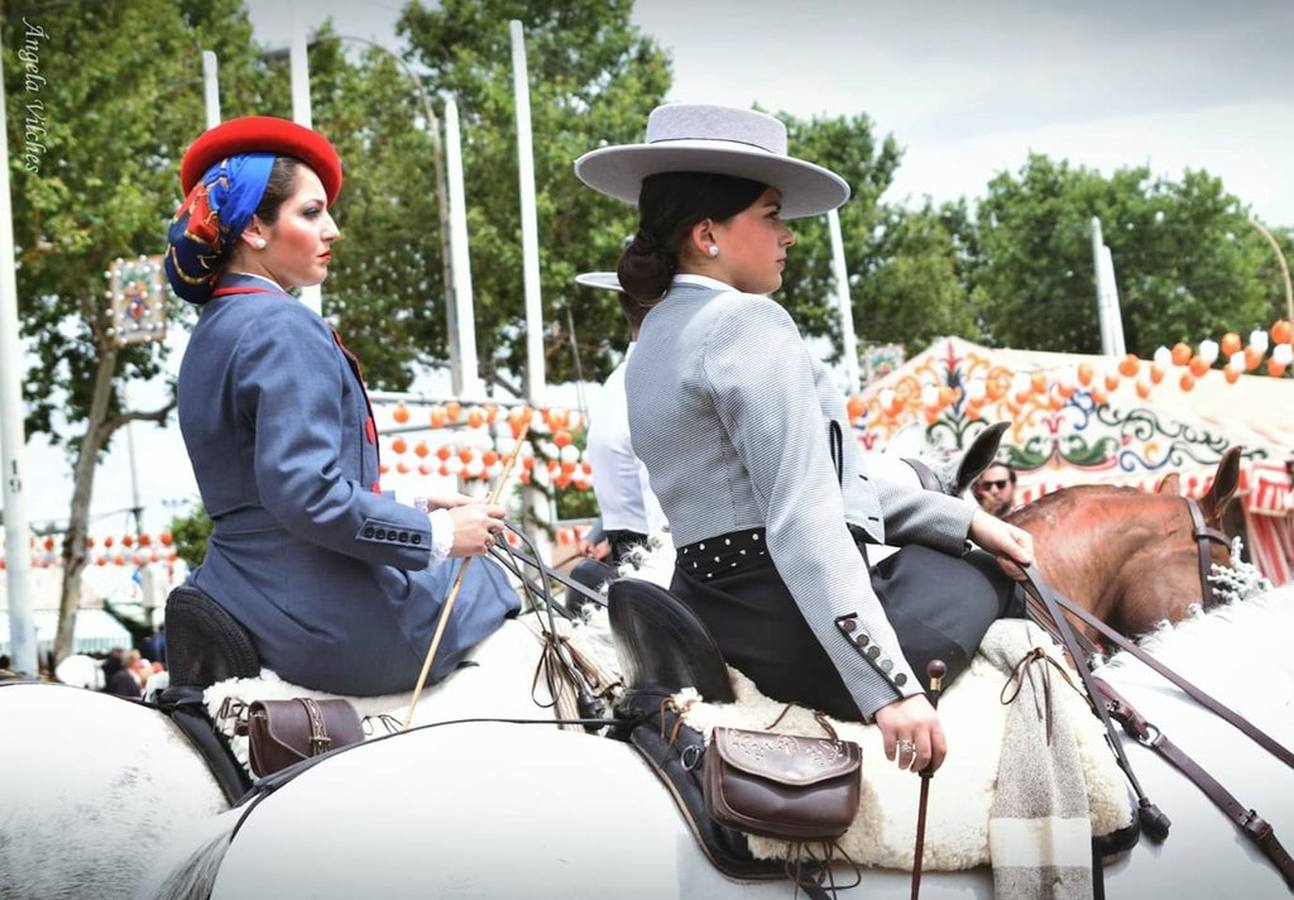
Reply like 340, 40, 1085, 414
401, 422, 530, 729
910, 659, 946, 900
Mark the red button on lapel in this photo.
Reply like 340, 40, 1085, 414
365, 417, 376, 445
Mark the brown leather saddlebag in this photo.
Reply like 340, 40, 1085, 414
247, 698, 363, 777
702, 725, 861, 841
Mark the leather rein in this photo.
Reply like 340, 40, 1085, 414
1018, 564, 1294, 889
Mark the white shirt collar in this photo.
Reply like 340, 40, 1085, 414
671, 273, 737, 293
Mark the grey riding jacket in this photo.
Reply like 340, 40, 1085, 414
626, 275, 977, 717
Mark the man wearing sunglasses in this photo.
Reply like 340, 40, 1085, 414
975, 463, 1018, 517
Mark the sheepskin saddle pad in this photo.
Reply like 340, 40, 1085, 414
203, 617, 551, 778
671, 619, 1133, 872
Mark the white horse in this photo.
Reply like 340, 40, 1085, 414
132, 585, 1294, 900
0, 613, 568, 900
0, 422, 1256, 899
0, 417, 971, 898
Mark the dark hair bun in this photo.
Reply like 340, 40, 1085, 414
614, 171, 766, 308
617, 230, 674, 303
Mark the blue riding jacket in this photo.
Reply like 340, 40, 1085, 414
177, 273, 518, 695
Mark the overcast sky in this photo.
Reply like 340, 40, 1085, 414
246, 0, 1294, 223
13, 0, 1294, 534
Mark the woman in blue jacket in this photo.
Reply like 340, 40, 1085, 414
166, 116, 518, 695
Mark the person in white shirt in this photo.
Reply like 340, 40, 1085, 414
566, 272, 667, 611
579, 272, 667, 559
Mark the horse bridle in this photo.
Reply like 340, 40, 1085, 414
1185, 497, 1231, 608
905, 463, 1230, 607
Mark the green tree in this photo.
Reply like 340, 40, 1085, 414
4, 2, 468, 660
168, 503, 212, 570
3, 0, 268, 661
774, 112, 898, 349
399, 0, 671, 386
971, 154, 1287, 355
301, 32, 451, 389
858, 201, 980, 351
775, 112, 976, 361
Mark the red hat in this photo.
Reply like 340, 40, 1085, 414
180, 116, 343, 205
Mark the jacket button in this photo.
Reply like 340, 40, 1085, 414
398, 531, 409, 543
867, 645, 881, 660
840, 618, 856, 634
375, 528, 387, 540
412, 534, 422, 546
387, 531, 399, 542
894, 673, 908, 687
854, 632, 870, 648
363, 527, 375, 538
880, 658, 894, 673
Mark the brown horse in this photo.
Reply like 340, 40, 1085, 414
1006, 447, 1242, 639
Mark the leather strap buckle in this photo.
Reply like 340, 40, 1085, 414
1133, 721, 1161, 748
300, 698, 332, 755
1242, 811, 1274, 841
680, 743, 703, 771
1102, 692, 1154, 743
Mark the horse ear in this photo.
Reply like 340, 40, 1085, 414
1156, 473, 1181, 495
1220, 495, 1241, 535
1201, 446, 1243, 524
954, 421, 1011, 495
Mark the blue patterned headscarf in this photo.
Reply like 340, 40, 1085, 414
164, 153, 275, 304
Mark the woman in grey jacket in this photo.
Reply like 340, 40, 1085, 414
576, 105, 1034, 775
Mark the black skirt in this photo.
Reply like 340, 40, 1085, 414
669, 537, 1022, 721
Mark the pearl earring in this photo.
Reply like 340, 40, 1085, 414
707, 245, 720, 258
253, 238, 267, 249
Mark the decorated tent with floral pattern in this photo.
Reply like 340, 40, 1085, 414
850, 337, 1294, 584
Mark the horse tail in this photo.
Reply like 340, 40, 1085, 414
135, 807, 241, 900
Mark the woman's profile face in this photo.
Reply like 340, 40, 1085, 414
710, 186, 795, 294
258, 166, 339, 288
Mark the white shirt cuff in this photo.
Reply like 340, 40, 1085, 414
428, 508, 454, 565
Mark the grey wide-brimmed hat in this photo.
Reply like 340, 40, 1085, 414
574, 271, 623, 292
574, 104, 850, 219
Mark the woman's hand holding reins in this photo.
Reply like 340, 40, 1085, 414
448, 503, 507, 557
969, 509, 1034, 580
874, 693, 946, 774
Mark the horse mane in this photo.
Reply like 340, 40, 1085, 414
1006, 483, 1152, 529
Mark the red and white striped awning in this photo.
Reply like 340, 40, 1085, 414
1013, 458, 1293, 516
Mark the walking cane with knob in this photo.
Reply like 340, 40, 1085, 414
910, 659, 946, 900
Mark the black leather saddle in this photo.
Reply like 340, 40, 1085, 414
164, 585, 261, 690
607, 578, 734, 702
158, 585, 261, 804
607, 580, 797, 882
